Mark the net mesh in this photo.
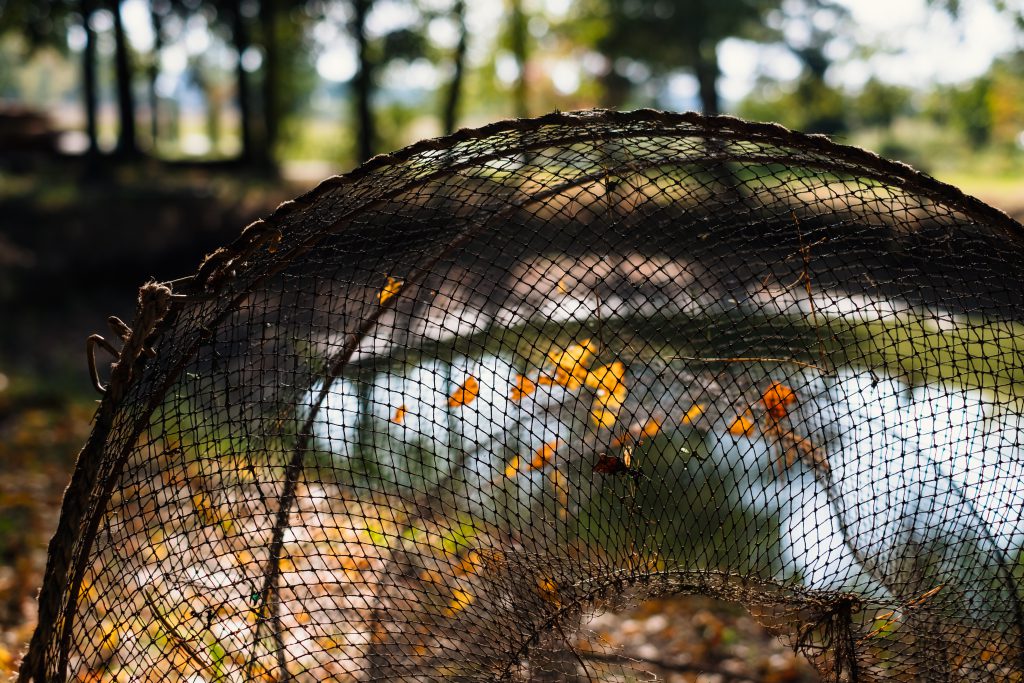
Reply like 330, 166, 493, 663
19, 109, 1024, 682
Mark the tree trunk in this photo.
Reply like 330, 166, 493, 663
509, 0, 528, 118
598, 70, 630, 109
692, 41, 720, 117
148, 2, 163, 152
352, 0, 375, 162
258, 0, 279, 167
81, 0, 99, 155
441, 0, 467, 135
110, 0, 138, 158
230, 0, 254, 162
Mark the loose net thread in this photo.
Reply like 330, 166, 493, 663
19, 110, 1024, 682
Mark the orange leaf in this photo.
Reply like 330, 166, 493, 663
611, 431, 631, 448
378, 276, 403, 305
728, 412, 757, 437
448, 376, 479, 407
456, 550, 483, 576
640, 417, 662, 439
762, 382, 797, 419
510, 374, 537, 402
392, 404, 407, 424
530, 439, 560, 470
681, 403, 706, 425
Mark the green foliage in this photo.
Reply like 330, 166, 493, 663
851, 78, 913, 129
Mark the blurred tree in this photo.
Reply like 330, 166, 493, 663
851, 78, 912, 129
81, 0, 100, 155
259, 0, 280, 166
783, 3, 850, 134
109, 0, 139, 157
576, 0, 846, 116
340, 0, 427, 161
147, 0, 166, 150
441, 0, 467, 135
217, 0, 255, 162
577, 0, 769, 114
986, 53, 1024, 147
0, 0, 96, 150
509, 0, 528, 117
352, 0, 375, 161
934, 78, 993, 147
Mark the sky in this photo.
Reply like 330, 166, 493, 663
110, 0, 1023, 106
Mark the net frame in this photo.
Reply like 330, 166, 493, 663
18, 108, 1024, 682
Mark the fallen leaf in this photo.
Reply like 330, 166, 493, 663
378, 276, 403, 305
510, 374, 536, 402
504, 455, 522, 479
444, 588, 475, 617
541, 366, 587, 390
542, 339, 597, 389
590, 406, 617, 429
392, 404, 407, 424
549, 467, 569, 518
728, 412, 757, 437
548, 339, 598, 373
640, 416, 662, 439
530, 439, 560, 470
762, 382, 798, 419
456, 551, 482, 576
586, 361, 626, 394
681, 403, 706, 425
449, 375, 479, 407
536, 576, 562, 607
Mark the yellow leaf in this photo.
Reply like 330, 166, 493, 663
378, 276, 403, 305
510, 374, 536, 402
544, 339, 597, 390
728, 412, 757, 437
594, 384, 628, 408
536, 577, 562, 607
549, 468, 569, 519
504, 455, 522, 479
681, 403, 706, 425
530, 439, 560, 470
591, 407, 617, 429
548, 339, 597, 372
449, 376, 479, 407
640, 417, 662, 439
444, 588, 475, 617
392, 404, 407, 424
586, 361, 626, 394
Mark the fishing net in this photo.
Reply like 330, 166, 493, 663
18, 109, 1024, 682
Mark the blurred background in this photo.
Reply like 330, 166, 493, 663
2, 0, 1024, 678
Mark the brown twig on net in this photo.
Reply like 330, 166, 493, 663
579, 650, 758, 682
793, 212, 834, 376
142, 591, 215, 673
669, 355, 828, 373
